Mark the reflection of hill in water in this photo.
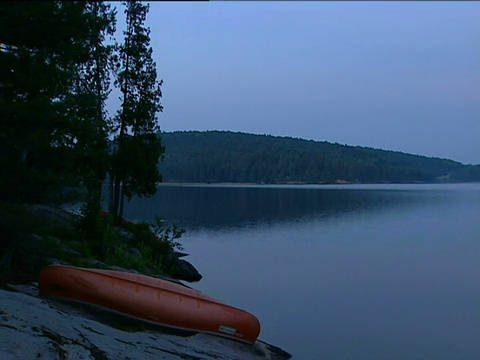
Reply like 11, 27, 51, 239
124, 185, 435, 230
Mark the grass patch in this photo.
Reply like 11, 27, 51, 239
0, 201, 185, 284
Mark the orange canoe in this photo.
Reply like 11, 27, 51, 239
39, 265, 261, 343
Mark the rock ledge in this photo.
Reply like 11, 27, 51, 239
0, 285, 291, 360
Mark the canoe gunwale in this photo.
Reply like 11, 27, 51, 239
66, 266, 226, 306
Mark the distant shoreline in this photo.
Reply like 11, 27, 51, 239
157, 181, 480, 187
159, 131, 480, 184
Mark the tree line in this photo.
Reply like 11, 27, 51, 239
159, 131, 480, 184
0, 1, 164, 223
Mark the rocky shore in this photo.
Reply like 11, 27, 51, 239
0, 204, 291, 359
1, 283, 291, 360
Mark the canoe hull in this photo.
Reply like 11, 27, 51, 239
39, 265, 260, 343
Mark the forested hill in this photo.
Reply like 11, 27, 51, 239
158, 131, 480, 184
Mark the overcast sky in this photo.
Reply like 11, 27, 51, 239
109, 1, 480, 165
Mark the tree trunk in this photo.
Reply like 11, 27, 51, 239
111, 5, 132, 222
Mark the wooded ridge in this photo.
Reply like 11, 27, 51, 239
159, 131, 480, 184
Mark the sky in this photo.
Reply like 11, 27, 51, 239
109, 1, 480, 165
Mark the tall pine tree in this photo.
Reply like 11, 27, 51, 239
68, 1, 117, 233
110, 1, 164, 220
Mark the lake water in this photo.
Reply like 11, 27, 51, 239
124, 183, 480, 360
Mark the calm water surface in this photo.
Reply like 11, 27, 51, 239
125, 184, 480, 360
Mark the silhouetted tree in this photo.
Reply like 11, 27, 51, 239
70, 1, 116, 234
110, 1, 164, 220
0, 2, 91, 201
0, 2, 118, 208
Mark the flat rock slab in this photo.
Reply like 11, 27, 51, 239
0, 287, 291, 360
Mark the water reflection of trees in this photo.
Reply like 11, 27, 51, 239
125, 186, 431, 230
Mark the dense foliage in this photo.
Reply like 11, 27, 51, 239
160, 131, 479, 184
0, 2, 102, 202
0, 1, 163, 218
0, 2, 173, 280
0, 203, 186, 283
